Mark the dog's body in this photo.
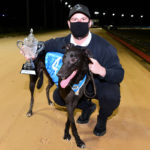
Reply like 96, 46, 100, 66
27, 44, 93, 148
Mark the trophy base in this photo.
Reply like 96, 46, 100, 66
20, 64, 36, 75
21, 69, 36, 75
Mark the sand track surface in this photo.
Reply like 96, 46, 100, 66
0, 29, 150, 150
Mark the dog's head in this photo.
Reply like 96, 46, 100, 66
57, 43, 92, 88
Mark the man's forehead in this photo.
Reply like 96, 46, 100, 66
71, 13, 88, 19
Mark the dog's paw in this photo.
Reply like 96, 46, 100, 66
77, 140, 86, 149
49, 102, 54, 106
48, 101, 54, 106
26, 111, 32, 117
63, 133, 71, 141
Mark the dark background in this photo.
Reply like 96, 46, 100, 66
0, 0, 149, 33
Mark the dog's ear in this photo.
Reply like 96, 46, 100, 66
82, 48, 93, 64
87, 57, 93, 64
62, 43, 74, 51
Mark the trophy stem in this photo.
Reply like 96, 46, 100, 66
24, 59, 35, 69
29, 59, 35, 69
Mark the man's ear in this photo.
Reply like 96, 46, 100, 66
67, 20, 71, 29
89, 19, 93, 28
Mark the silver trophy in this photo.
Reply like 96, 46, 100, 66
17, 28, 44, 75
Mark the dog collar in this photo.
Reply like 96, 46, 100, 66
71, 75, 87, 95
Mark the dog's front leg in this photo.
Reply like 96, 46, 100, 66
64, 116, 71, 140
26, 75, 38, 117
66, 104, 86, 148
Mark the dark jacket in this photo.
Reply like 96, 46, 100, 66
44, 33, 124, 84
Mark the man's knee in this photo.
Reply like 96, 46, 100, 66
98, 83, 121, 109
102, 93, 120, 109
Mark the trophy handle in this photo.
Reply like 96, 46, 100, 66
16, 40, 24, 50
36, 41, 45, 55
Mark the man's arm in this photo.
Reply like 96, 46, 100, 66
89, 46, 124, 84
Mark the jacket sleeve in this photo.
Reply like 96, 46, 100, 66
44, 38, 56, 52
44, 37, 67, 54
99, 45, 124, 84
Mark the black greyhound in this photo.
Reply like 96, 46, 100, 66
57, 44, 95, 148
27, 44, 95, 148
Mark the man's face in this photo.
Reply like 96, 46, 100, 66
68, 13, 91, 28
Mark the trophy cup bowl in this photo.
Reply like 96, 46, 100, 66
17, 29, 45, 75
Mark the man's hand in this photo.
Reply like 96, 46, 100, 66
89, 58, 106, 77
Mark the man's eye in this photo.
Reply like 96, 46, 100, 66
82, 18, 88, 22
71, 18, 77, 22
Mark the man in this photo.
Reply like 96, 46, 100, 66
21, 4, 124, 136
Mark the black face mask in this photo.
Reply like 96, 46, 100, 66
70, 22, 89, 39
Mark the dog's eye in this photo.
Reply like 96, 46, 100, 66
70, 54, 74, 58
70, 57, 78, 64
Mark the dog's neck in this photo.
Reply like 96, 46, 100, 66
71, 69, 87, 85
